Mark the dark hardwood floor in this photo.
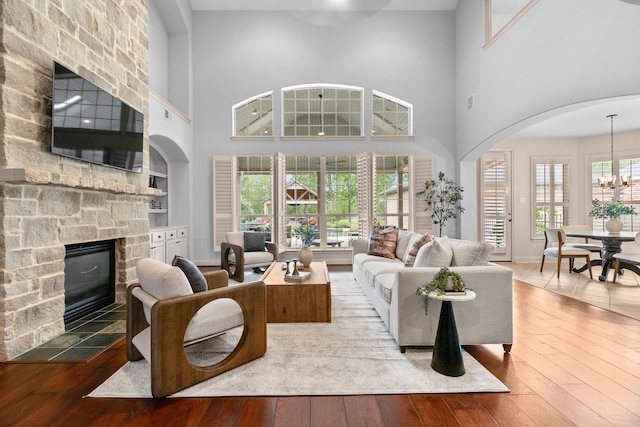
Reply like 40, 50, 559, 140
1, 277, 639, 426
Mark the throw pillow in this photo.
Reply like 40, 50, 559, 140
450, 240, 494, 266
244, 232, 266, 252
367, 227, 399, 259
172, 255, 208, 293
413, 236, 453, 268
404, 233, 435, 267
136, 258, 193, 300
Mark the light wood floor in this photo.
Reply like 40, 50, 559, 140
1, 271, 639, 426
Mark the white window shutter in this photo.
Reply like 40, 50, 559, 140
357, 153, 371, 238
412, 154, 433, 235
212, 156, 234, 251
275, 153, 287, 255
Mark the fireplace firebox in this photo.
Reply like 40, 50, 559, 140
63, 240, 116, 324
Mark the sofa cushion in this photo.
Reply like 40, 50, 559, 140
404, 233, 435, 267
413, 236, 453, 267
367, 227, 399, 259
374, 273, 395, 303
136, 258, 193, 300
450, 240, 494, 266
172, 255, 207, 293
244, 232, 266, 252
354, 252, 400, 270
362, 259, 405, 283
185, 298, 244, 344
395, 230, 419, 261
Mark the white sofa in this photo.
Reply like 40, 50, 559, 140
352, 230, 514, 353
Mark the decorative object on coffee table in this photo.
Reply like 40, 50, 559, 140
298, 247, 313, 267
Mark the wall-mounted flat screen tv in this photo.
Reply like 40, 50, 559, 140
52, 62, 144, 173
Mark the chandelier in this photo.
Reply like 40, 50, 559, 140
598, 114, 630, 189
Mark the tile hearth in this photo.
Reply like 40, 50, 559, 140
11, 304, 125, 362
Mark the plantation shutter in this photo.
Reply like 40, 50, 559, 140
357, 153, 371, 238
275, 153, 287, 255
212, 156, 235, 251
412, 154, 433, 235
480, 151, 509, 256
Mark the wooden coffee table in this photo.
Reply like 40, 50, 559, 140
260, 261, 331, 323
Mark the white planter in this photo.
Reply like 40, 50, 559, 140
605, 218, 623, 234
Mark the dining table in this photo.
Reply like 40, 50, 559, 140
564, 230, 639, 282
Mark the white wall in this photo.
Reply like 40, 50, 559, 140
148, 0, 195, 256
148, 1, 169, 98
455, 0, 640, 240
190, 11, 457, 262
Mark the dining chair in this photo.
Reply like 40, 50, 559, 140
612, 232, 640, 283
540, 228, 593, 279
562, 225, 602, 257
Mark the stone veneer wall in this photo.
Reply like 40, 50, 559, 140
0, 1, 151, 360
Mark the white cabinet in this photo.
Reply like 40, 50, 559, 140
149, 226, 188, 264
149, 230, 166, 263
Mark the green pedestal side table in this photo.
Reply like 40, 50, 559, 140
428, 290, 476, 377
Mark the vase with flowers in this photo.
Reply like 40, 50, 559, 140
588, 199, 636, 234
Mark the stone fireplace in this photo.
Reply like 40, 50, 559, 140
0, 1, 151, 360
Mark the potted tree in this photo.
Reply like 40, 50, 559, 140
416, 171, 464, 237
588, 199, 636, 234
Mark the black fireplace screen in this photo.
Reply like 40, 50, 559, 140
63, 240, 116, 324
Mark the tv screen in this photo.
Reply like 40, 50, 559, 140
52, 62, 144, 173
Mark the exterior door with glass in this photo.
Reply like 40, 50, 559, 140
480, 150, 512, 262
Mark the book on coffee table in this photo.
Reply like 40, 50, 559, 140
284, 271, 311, 282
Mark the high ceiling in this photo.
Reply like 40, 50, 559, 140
183, 0, 640, 140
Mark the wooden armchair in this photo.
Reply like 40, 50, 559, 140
126, 258, 267, 398
221, 231, 277, 282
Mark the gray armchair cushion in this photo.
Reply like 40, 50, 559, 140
172, 255, 207, 293
244, 232, 266, 252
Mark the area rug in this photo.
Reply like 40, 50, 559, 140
88, 272, 508, 398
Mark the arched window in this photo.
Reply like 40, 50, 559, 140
282, 84, 363, 137
232, 91, 273, 137
484, 0, 538, 46
372, 91, 412, 136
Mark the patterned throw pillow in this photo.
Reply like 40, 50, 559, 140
367, 227, 399, 259
404, 233, 434, 267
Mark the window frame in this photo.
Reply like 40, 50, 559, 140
484, 0, 538, 48
231, 91, 274, 138
589, 151, 640, 232
213, 152, 431, 253
371, 90, 413, 137
280, 84, 364, 139
531, 157, 571, 239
